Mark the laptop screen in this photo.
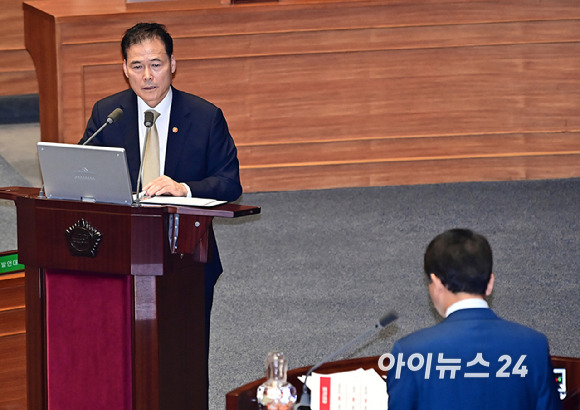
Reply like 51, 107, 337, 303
37, 142, 133, 205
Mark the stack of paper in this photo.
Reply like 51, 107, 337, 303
136, 195, 226, 207
300, 368, 388, 410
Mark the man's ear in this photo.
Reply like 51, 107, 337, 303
430, 273, 443, 288
170, 55, 176, 74
123, 60, 128, 78
428, 273, 448, 317
485, 273, 495, 297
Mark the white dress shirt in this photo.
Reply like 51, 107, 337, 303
136, 90, 192, 197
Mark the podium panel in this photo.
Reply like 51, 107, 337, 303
45, 270, 133, 409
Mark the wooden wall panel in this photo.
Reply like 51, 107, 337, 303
0, 334, 27, 409
22, 0, 580, 192
236, 133, 580, 167
0, 272, 26, 409
178, 43, 580, 142
240, 154, 580, 193
0, 0, 37, 96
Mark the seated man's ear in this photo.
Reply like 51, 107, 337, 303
485, 273, 495, 297
430, 273, 445, 289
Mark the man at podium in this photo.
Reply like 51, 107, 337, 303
386, 228, 561, 410
79, 22, 242, 346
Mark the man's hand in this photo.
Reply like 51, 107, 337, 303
143, 175, 188, 197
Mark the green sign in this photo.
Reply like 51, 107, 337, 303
0, 254, 25, 274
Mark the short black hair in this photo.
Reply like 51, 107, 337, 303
424, 228, 493, 295
121, 22, 173, 60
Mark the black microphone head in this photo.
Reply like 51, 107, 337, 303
377, 310, 398, 328
144, 110, 154, 128
106, 108, 123, 124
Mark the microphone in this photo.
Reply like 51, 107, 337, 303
107, 107, 124, 124
135, 110, 155, 205
294, 310, 398, 410
144, 110, 154, 128
81, 108, 123, 145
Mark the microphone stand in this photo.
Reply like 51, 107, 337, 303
80, 120, 110, 146
79, 108, 123, 146
135, 125, 152, 206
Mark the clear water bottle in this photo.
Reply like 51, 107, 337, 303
256, 351, 297, 410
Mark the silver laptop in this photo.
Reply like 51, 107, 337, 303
37, 142, 134, 205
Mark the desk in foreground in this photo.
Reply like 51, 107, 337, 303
226, 355, 580, 410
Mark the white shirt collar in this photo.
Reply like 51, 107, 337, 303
137, 87, 173, 122
445, 298, 489, 318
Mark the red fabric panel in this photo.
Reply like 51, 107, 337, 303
45, 270, 133, 409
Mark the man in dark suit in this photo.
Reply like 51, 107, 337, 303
386, 229, 561, 410
79, 22, 242, 342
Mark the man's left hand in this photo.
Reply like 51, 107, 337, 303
143, 175, 188, 197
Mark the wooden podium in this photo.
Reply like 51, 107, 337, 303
0, 186, 260, 410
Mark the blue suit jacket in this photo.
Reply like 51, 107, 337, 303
80, 87, 243, 282
386, 308, 561, 410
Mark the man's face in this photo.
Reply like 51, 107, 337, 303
123, 37, 176, 108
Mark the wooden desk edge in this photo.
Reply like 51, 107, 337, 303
0, 186, 261, 218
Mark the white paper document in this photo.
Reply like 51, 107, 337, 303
136, 195, 227, 207
299, 368, 388, 410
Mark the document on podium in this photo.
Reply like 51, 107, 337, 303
137, 195, 227, 207
300, 368, 388, 410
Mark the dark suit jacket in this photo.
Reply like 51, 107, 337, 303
386, 308, 562, 410
80, 87, 242, 201
80, 87, 243, 282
